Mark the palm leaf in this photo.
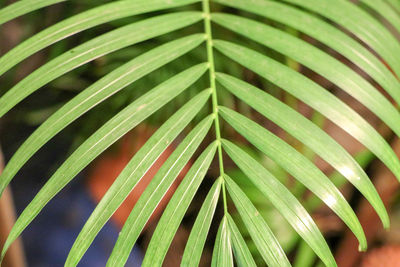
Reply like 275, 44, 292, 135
181, 178, 222, 266
216, 73, 388, 227
108, 115, 214, 266
226, 214, 257, 267
141, 141, 217, 267
214, 0, 400, 104
225, 175, 291, 267
2, 66, 210, 260
280, 0, 400, 77
1, 0, 399, 266
0, 11, 203, 117
211, 216, 234, 267
0, 0, 200, 76
222, 138, 338, 265
213, 13, 400, 133
213, 40, 400, 182
66, 90, 211, 266
0, 34, 206, 195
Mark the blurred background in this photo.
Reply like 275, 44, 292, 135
1, 0, 400, 266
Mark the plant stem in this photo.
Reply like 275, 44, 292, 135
202, 0, 228, 214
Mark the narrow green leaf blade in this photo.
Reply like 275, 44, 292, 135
222, 139, 336, 266
211, 218, 223, 267
0, 34, 206, 197
215, 73, 388, 228
0, 11, 203, 118
224, 175, 290, 267
212, 13, 400, 136
107, 115, 214, 267
360, 0, 400, 33
386, 0, 400, 14
181, 178, 222, 267
0, 0, 65, 25
226, 214, 257, 267
213, 40, 400, 184
0, 0, 200, 76
142, 141, 218, 267
211, 216, 234, 267
280, 0, 400, 77
213, 0, 400, 106
1, 69, 210, 261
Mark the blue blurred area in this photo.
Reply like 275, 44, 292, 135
16, 180, 143, 267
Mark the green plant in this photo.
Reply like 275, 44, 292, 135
0, 0, 400, 266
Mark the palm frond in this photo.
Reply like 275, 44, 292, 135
0, 0, 399, 266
